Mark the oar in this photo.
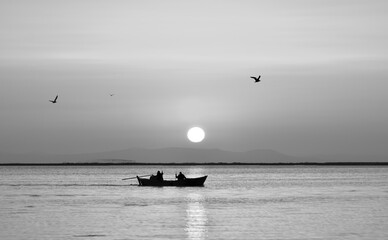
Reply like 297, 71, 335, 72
122, 174, 152, 180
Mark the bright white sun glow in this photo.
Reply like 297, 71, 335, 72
187, 127, 205, 143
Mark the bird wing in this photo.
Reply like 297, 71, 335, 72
250, 76, 257, 79
54, 95, 58, 101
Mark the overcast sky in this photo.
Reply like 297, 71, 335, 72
1, 0, 387, 157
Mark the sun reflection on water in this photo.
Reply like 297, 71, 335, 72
185, 193, 207, 240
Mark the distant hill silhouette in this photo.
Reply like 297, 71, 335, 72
0, 148, 387, 164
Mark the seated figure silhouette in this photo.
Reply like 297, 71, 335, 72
156, 170, 163, 181
175, 172, 186, 181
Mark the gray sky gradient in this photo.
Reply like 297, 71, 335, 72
1, 0, 387, 157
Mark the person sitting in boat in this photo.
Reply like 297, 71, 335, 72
156, 170, 164, 181
175, 172, 186, 181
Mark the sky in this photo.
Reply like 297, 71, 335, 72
1, 0, 387, 157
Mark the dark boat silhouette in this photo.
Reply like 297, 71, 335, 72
137, 175, 207, 187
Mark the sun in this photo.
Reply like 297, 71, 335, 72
187, 127, 205, 143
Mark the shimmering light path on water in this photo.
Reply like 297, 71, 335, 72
1, 166, 388, 239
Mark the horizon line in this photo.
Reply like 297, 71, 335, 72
1, 162, 388, 166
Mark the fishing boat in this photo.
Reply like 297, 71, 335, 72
137, 175, 207, 187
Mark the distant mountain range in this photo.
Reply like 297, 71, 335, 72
0, 148, 387, 164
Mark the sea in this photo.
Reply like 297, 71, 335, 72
1, 165, 387, 240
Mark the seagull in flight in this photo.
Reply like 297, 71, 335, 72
49, 95, 58, 103
109, 94, 115, 96
250, 75, 261, 83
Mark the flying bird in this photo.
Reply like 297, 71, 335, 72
110, 94, 115, 96
250, 75, 261, 83
49, 95, 58, 103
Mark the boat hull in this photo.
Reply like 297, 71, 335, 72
137, 176, 207, 187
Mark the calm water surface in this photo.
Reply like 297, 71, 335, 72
1, 166, 388, 240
